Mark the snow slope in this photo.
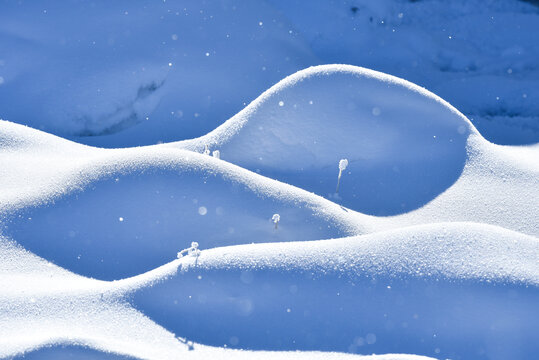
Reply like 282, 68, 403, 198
267, 0, 539, 145
0, 64, 537, 360
1, 221, 536, 359
0, 119, 369, 280
137, 223, 538, 358
1, 0, 538, 146
169, 65, 538, 232
0, 236, 435, 360
0, 0, 316, 146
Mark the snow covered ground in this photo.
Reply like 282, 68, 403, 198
0, 0, 538, 146
0, 1, 538, 360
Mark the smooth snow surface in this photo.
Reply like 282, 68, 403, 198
0, 0, 317, 146
0, 234, 437, 360
267, 0, 539, 145
1, 0, 538, 146
1, 63, 538, 360
170, 65, 475, 215
138, 223, 538, 356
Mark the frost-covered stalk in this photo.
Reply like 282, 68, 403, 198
272, 213, 280, 229
212, 150, 220, 159
336, 159, 348, 193
188, 241, 200, 257
178, 337, 194, 351
177, 242, 201, 259
203, 145, 210, 156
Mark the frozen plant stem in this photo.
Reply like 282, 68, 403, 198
177, 242, 201, 259
177, 337, 195, 351
203, 145, 210, 156
336, 159, 348, 193
272, 213, 280, 229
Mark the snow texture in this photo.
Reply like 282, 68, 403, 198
0, 62, 537, 359
0, 1, 538, 146
0, 4, 538, 357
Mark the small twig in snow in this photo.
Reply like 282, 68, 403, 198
203, 144, 210, 156
272, 213, 280, 229
177, 242, 201, 259
336, 159, 348, 194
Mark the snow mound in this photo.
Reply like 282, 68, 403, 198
171, 65, 476, 215
267, 0, 539, 145
191, 222, 539, 284
0, 0, 317, 146
393, 136, 539, 237
2, 1, 538, 146
160, 65, 537, 233
0, 235, 185, 360
0, 121, 368, 280
16, 346, 434, 360
0, 62, 537, 360
136, 222, 539, 359
0, 234, 436, 360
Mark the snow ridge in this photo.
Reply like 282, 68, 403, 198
0, 64, 537, 359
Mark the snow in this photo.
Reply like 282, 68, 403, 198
190, 223, 539, 285
0, 233, 437, 360
266, 0, 539, 145
0, 2, 538, 360
0, 1, 538, 147
0, 0, 317, 147
157, 223, 537, 356
167, 65, 538, 230
0, 62, 537, 359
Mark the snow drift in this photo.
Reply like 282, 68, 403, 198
171, 65, 474, 215
0, 64, 537, 360
136, 222, 538, 359
0, 120, 366, 280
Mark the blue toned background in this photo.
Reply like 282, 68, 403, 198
0, 0, 538, 147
